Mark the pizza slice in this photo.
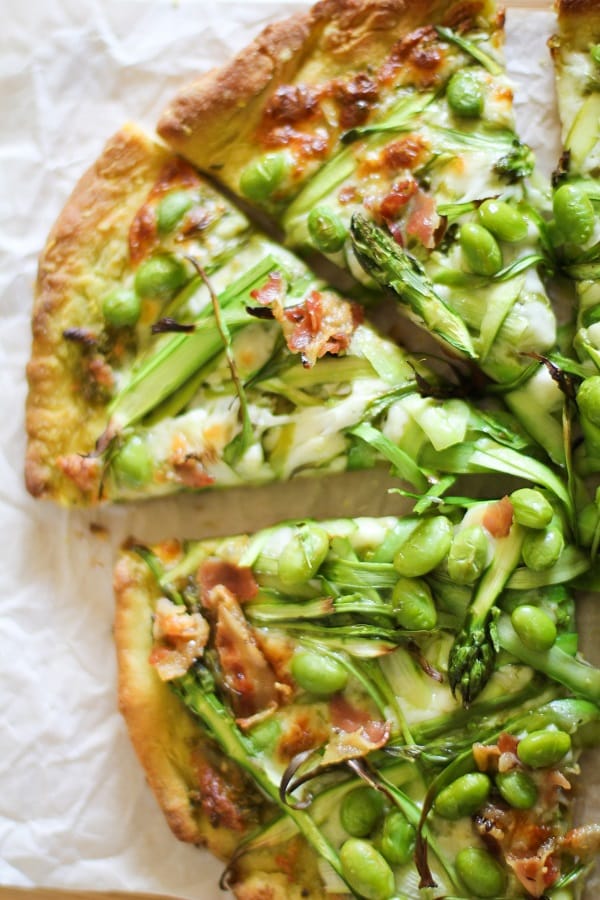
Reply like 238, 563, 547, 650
25, 123, 569, 507
115, 504, 599, 899
549, 0, 600, 475
157, 0, 567, 464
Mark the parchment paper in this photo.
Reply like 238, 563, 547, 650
0, 3, 597, 897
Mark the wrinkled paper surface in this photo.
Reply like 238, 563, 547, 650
0, 3, 597, 897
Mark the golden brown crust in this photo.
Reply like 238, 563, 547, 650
157, 0, 496, 191
114, 548, 241, 852
25, 124, 170, 505
114, 543, 334, 898
556, 0, 600, 48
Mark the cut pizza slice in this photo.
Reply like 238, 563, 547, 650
549, 0, 600, 475
157, 0, 567, 464
25, 123, 570, 508
115, 506, 599, 899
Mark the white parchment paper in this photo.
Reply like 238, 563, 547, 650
0, 3, 597, 897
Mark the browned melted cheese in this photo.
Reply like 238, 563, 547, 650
128, 157, 203, 265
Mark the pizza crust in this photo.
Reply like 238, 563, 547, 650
157, 0, 496, 194
25, 124, 170, 505
556, 0, 600, 48
114, 543, 339, 899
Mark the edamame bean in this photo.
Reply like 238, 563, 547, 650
478, 199, 529, 242
434, 772, 490, 820
391, 577, 437, 630
379, 810, 416, 866
393, 516, 453, 577
517, 729, 571, 768
102, 287, 141, 328
290, 651, 348, 696
447, 69, 484, 118
307, 205, 347, 253
455, 847, 507, 898
510, 488, 554, 529
553, 183, 595, 244
278, 524, 330, 586
249, 717, 281, 751
134, 254, 188, 300
447, 525, 488, 585
522, 526, 564, 571
511, 604, 557, 652
112, 435, 153, 487
460, 222, 503, 275
239, 152, 289, 202
340, 787, 385, 837
495, 769, 538, 809
156, 190, 194, 234
339, 839, 395, 900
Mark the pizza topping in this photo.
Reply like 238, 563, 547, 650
57, 453, 101, 493
382, 26, 445, 87
249, 270, 286, 307
149, 596, 209, 681
264, 84, 319, 125
210, 584, 279, 718
321, 719, 390, 766
334, 73, 379, 130
192, 754, 250, 831
379, 178, 418, 221
199, 558, 259, 604
405, 190, 440, 249
381, 135, 430, 172
482, 495, 514, 538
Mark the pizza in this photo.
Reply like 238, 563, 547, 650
23, 0, 600, 897
24, 122, 568, 507
157, 0, 567, 463
115, 504, 600, 899
549, 0, 600, 471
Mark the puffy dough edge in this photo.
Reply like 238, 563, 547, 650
25, 124, 170, 505
114, 545, 337, 900
157, 0, 497, 186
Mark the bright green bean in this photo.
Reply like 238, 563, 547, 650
460, 222, 503, 275
134, 253, 188, 300
495, 769, 538, 809
553, 183, 595, 244
391, 577, 437, 630
447, 525, 488, 585
102, 287, 141, 328
522, 526, 564, 571
156, 190, 194, 234
447, 69, 484, 118
308, 206, 347, 253
378, 810, 416, 866
290, 651, 348, 696
339, 839, 395, 900
510, 488, 554, 529
278, 524, 330, 586
393, 516, 453, 577
455, 847, 507, 898
340, 787, 385, 837
478, 199, 529, 242
511, 604, 557, 652
239, 152, 290, 202
517, 729, 571, 768
434, 772, 490, 820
